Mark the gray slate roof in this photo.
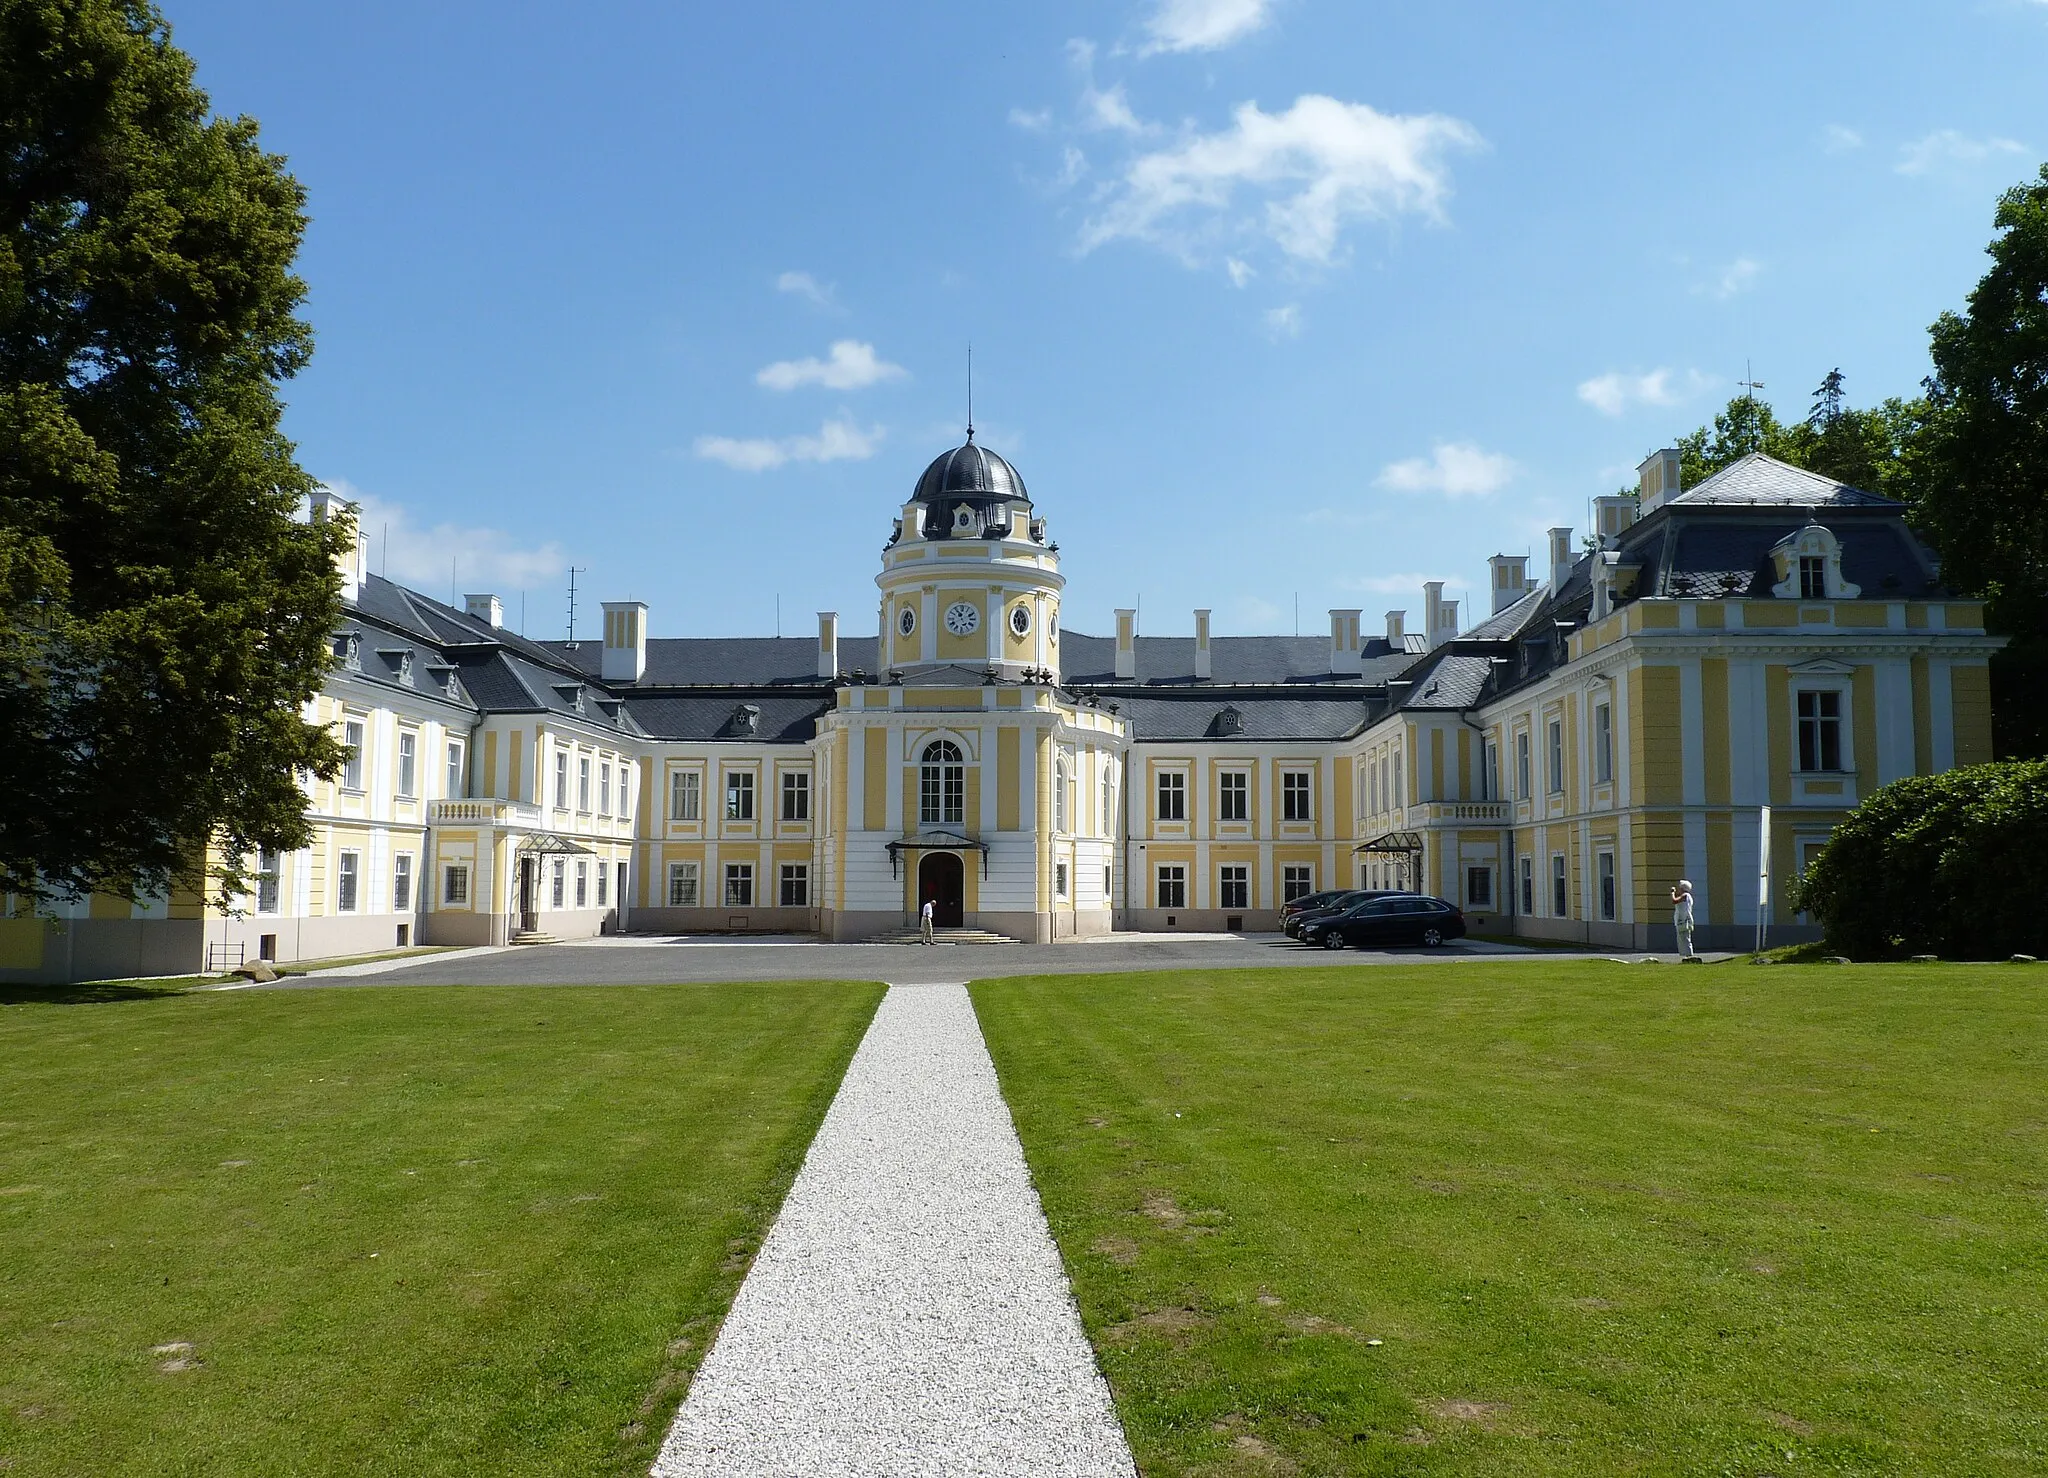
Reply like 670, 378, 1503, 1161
544, 635, 882, 687
1059, 633, 1410, 686
1669, 453, 1901, 508
1105, 693, 1381, 742
1394, 653, 1498, 711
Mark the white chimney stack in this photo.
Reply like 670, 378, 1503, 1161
310, 487, 365, 604
464, 593, 503, 628
601, 600, 648, 683
1423, 582, 1446, 650
1115, 608, 1137, 679
1440, 599, 1460, 643
1328, 608, 1363, 673
817, 611, 839, 679
1548, 527, 1575, 592
1193, 609, 1212, 680
1385, 610, 1406, 648
1487, 555, 1532, 614
1637, 448, 1682, 513
1594, 494, 1638, 546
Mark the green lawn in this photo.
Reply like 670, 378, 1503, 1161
0, 981, 882, 1477
973, 962, 2048, 1476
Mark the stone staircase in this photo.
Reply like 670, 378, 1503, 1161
509, 929, 563, 946
859, 925, 1024, 946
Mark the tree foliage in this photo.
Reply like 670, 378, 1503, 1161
0, 0, 346, 908
1911, 164, 2048, 757
1675, 380, 1926, 499
1794, 761, 2048, 960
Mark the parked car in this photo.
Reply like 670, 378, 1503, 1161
1300, 894, 1466, 949
1283, 888, 1410, 938
1276, 889, 1354, 932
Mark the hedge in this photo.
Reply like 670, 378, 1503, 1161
1794, 760, 2048, 959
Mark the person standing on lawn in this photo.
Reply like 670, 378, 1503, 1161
920, 896, 936, 945
1671, 879, 1697, 959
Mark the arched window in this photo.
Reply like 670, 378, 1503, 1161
1054, 755, 1070, 834
1101, 760, 1118, 837
920, 740, 964, 826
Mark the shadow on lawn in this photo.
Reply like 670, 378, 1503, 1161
0, 980, 194, 1006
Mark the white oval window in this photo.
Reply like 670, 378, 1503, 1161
1009, 605, 1031, 637
898, 606, 916, 636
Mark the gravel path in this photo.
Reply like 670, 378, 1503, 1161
652, 982, 1136, 1478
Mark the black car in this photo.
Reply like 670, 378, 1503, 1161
1300, 894, 1466, 949
1283, 888, 1409, 938
1276, 889, 1353, 933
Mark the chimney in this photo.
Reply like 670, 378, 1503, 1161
1385, 610, 1407, 648
1548, 527, 1575, 592
1193, 609, 1212, 680
1441, 599, 1459, 642
817, 611, 839, 679
310, 486, 365, 604
1488, 554, 1532, 614
1423, 582, 1446, 650
464, 593, 503, 628
1114, 608, 1136, 679
1329, 608, 1363, 673
601, 600, 648, 683
1593, 494, 1638, 546
1637, 448, 1682, 513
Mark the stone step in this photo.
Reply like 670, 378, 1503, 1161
859, 926, 1024, 946
509, 930, 563, 946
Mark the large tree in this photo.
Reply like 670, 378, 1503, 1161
1912, 164, 2048, 757
0, 0, 346, 909
1674, 377, 1925, 499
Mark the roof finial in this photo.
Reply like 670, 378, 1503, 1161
965, 341, 974, 442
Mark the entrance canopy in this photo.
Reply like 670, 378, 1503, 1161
516, 832, 597, 857
885, 829, 991, 879
1354, 831, 1425, 856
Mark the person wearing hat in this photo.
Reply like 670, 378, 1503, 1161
1670, 879, 1697, 960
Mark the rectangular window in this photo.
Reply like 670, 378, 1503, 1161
1282, 865, 1314, 902
336, 850, 360, 913
1104, 864, 1113, 898
1597, 851, 1616, 921
667, 861, 700, 908
780, 863, 809, 907
726, 771, 755, 821
575, 860, 588, 908
256, 849, 282, 914
443, 863, 469, 905
599, 762, 612, 815
724, 863, 754, 907
550, 858, 565, 908
1282, 770, 1312, 822
1799, 555, 1827, 600
1157, 771, 1186, 821
672, 770, 701, 821
554, 751, 569, 810
1797, 690, 1844, 772
446, 741, 465, 798
1219, 865, 1249, 910
1482, 740, 1500, 802
578, 756, 592, 812
1594, 702, 1613, 785
782, 771, 811, 821
1519, 856, 1533, 915
397, 731, 417, 798
597, 863, 608, 906
1551, 854, 1568, 917
393, 853, 413, 912
1156, 865, 1186, 909
1054, 861, 1069, 899
616, 768, 630, 819
1547, 719, 1564, 795
1517, 731, 1532, 800
342, 720, 365, 791
1467, 865, 1492, 908
1218, 771, 1249, 821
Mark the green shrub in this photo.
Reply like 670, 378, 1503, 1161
1794, 760, 2048, 959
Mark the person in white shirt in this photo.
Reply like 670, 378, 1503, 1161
1671, 879, 1696, 959
919, 896, 935, 945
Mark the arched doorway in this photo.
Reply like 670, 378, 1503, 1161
918, 851, 964, 928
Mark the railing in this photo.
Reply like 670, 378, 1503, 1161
1431, 802, 1509, 822
205, 940, 245, 972
429, 799, 543, 826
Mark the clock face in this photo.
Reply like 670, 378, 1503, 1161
1009, 605, 1031, 637
944, 601, 981, 636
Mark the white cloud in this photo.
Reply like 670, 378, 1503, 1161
774, 270, 836, 309
1142, 0, 1275, 54
755, 340, 907, 392
1009, 106, 1053, 131
1896, 129, 2028, 176
1374, 442, 1518, 498
1576, 367, 1712, 417
1702, 255, 1762, 299
322, 482, 568, 593
1080, 94, 1483, 265
1822, 123, 1864, 154
1055, 145, 1089, 189
1084, 81, 1149, 134
1225, 256, 1254, 286
1262, 303, 1302, 338
693, 417, 884, 472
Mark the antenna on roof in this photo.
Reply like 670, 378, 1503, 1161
565, 566, 587, 650
1738, 360, 1767, 452
965, 342, 974, 441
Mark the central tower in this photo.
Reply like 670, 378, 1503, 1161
875, 433, 1064, 679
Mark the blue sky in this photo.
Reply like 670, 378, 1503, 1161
170, 0, 2048, 643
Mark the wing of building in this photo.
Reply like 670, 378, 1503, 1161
0, 440, 2003, 980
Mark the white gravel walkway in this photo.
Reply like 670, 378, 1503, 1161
652, 982, 1136, 1478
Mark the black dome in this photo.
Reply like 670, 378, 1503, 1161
913, 437, 1029, 505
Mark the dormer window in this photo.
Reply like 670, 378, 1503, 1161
1799, 556, 1825, 599
333, 632, 362, 670
952, 503, 976, 534
1771, 523, 1860, 600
